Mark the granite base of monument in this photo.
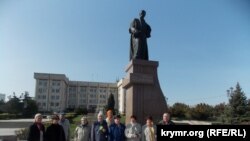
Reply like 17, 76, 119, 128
123, 59, 167, 125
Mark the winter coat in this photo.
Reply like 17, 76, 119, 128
108, 123, 126, 141
27, 123, 46, 141
46, 124, 66, 141
125, 122, 141, 141
158, 120, 175, 125
141, 125, 157, 141
75, 124, 91, 141
91, 120, 109, 141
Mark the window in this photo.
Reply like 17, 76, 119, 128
80, 87, 86, 92
43, 96, 46, 99
55, 103, 59, 106
100, 100, 106, 104
56, 89, 60, 93
39, 80, 47, 86
100, 95, 105, 99
56, 95, 60, 100
38, 88, 42, 93
51, 96, 55, 100
37, 95, 41, 99
69, 87, 76, 93
42, 88, 47, 93
52, 80, 60, 86
42, 103, 46, 106
50, 102, 54, 106
52, 89, 55, 93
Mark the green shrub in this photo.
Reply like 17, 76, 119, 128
0, 113, 18, 119
74, 107, 88, 115
15, 128, 29, 140
65, 112, 77, 123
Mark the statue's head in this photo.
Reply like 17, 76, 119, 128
140, 10, 146, 18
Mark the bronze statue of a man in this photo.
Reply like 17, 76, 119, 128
129, 10, 151, 60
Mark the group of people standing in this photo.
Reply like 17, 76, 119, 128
28, 113, 70, 141
27, 112, 174, 141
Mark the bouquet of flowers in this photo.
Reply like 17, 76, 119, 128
99, 125, 106, 134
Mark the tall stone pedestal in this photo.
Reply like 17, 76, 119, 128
123, 59, 167, 125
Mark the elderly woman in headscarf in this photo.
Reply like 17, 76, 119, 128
27, 113, 46, 141
74, 116, 91, 141
91, 111, 109, 141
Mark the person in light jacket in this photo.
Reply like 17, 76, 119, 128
75, 116, 91, 141
59, 113, 71, 141
125, 115, 141, 141
142, 116, 156, 141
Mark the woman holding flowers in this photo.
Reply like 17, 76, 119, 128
91, 111, 109, 141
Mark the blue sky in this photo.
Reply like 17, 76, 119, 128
1, 0, 250, 106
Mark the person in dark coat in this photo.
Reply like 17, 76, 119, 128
158, 113, 175, 125
91, 111, 109, 141
108, 115, 126, 141
27, 113, 46, 141
46, 114, 66, 141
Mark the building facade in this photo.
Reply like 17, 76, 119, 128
34, 73, 118, 112
0, 93, 5, 101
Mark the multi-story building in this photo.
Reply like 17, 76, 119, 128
34, 73, 118, 112
34, 73, 69, 112
0, 93, 5, 101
